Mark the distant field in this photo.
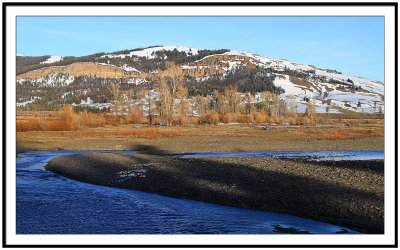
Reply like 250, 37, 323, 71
16, 110, 384, 154
16, 107, 384, 132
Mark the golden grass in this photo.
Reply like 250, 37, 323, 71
66, 129, 184, 140
294, 128, 384, 141
16, 106, 384, 145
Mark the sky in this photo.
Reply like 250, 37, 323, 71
17, 16, 384, 82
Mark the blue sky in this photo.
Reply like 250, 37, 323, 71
17, 16, 384, 82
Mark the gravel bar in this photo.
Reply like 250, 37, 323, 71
45, 153, 384, 234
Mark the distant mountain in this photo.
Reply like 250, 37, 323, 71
16, 45, 384, 114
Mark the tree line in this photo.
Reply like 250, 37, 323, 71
16, 46, 230, 76
105, 62, 313, 126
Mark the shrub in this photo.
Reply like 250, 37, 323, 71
245, 114, 254, 124
45, 120, 63, 131
285, 117, 297, 125
188, 116, 200, 125
173, 115, 190, 126
201, 111, 220, 125
251, 112, 265, 124
59, 105, 81, 130
126, 108, 144, 124
104, 114, 121, 126
300, 117, 312, 125
220, 114, 233, 123
81, 114, 106, 128
267, 116, 280, 124
16, 120, 28, 132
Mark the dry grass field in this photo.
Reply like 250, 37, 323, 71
16, 110, 384, 153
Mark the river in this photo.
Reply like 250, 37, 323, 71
16, 150, 378, 234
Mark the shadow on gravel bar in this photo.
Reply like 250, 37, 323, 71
45, 145, 384, 234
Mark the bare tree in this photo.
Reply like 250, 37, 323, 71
305, 97, 316, 123
152, 63, 187, 125
287, 96, 298, 117
119, 88, 135, 115
224, 85, 242, 113
260, 91, 278, 116
163, 62, 184, 96
279, 98, 288, 117
205, 94, 213, 112
214, 90, 228, 114
175, 85, 190, 116
141, 89, 156, 125
193, 94, 213, 115
107, 82, 122, 115
154, 74, 173, 125
243, 92, 255, 114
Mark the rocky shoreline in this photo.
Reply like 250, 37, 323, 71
45, 152, 384, 234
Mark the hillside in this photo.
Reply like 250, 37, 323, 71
16, 45, 384, 114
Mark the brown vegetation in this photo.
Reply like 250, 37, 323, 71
17, 105, 105, 132
72, 129, 184, 140
16, 106, 384, 136
296, 128, 385, 141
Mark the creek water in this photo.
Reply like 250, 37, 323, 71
16, 150, 373, 234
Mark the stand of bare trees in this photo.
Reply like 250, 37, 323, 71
104, 62, 321, 126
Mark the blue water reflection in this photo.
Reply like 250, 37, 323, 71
16, 151, 361, 234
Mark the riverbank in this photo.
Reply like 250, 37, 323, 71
45, 153, 384, 234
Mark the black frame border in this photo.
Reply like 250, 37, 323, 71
2, 2, 398, 248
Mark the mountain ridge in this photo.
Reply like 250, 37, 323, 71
16, 45, 384, 114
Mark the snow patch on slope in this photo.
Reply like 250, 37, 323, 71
315, 70, 384, 96
223, 51, 315, 72
227, 51, 384, 97
272, 74, 384, 114
120, 64, 141, 72
274, 75, 308, 97
17, 72, 74, 87
103, 46, 200, 59
16, 96, 42, 106
40, 56, 64, 64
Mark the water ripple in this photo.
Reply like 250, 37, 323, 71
16, 151, 361, 234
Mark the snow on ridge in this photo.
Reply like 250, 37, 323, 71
40, 56, 64, 64
103, 47, 379, 87
226, 51, 384, 91
196, 50, 315, 73
224, 51, 315, 72
102, 46, 200, 59
16, 54, 24, 57
199, 50, 382, 93
131, 46, 200, 59
120, 64, 141, 72
315, 70, 384, 96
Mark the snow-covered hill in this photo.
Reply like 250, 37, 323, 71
102, 46, 200, 59
272, 74, 383, 114
16, 45, 384, 114
181, 49, 384, 113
